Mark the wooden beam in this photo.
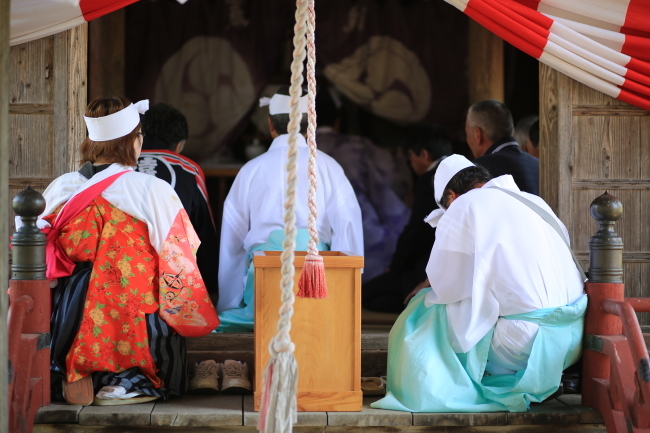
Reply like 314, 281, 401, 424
0, 0, 9, 429
9, 178, 53, 189
468, 20, 504, 104
575, 252, 650, 263
572, 179, 650, 190
9, 103, 54, 114
88, 9, 124, 101
572, 105, 650, 116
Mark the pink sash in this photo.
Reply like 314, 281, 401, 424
43, 171, 128, 280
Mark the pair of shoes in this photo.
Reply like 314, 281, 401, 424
62, 375, 93, 406
189, 360, 252, 395
361, 377, 386, 396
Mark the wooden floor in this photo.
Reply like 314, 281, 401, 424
34, 394, 604, 432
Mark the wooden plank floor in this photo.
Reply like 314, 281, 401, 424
34, 394, 604, 431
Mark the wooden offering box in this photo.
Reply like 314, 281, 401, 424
253, 251, 363, 412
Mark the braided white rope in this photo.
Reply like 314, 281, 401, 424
305, 0, 319, 258
260, 0, 309, 431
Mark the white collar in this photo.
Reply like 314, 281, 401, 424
482, 174, 520, 191
269, 134, 308, 151
490, 141, 519, 154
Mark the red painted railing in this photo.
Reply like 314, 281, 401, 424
8, 187, 50, 433
585, 293, 650, 433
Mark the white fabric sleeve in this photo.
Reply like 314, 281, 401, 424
216, 177, 250, 312
424, 198, 500, 353
327, 166, 364, 257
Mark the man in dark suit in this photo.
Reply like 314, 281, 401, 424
466, 100, 539, 195
362, 125, 451, 313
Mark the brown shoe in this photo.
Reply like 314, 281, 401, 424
62, 375, 93, 406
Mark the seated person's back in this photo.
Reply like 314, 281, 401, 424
136, 103, 219, 303
217, 87, 363, 332
372, 155, 585, 413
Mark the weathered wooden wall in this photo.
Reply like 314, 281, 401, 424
8, 25, 88, 221
540, 63, 650, 325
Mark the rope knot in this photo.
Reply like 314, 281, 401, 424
270, 339, 295, 357
304, 254, 323, 262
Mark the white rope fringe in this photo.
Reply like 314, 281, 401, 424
258, 0, 310, 431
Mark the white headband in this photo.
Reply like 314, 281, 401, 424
259, 94, 308, 115
424, 155, 475, 228
84, 100, 149, 141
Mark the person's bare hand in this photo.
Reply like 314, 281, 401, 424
404, 278, 430, 305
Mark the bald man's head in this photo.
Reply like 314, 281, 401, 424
467, 100, 514, 143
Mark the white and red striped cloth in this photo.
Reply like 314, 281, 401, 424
447, 0, 650, 110
10, 0, 650, 111
10, 0, 143, 46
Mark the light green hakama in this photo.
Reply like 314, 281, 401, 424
216, 229, 330, 333
371, 289, 587, 412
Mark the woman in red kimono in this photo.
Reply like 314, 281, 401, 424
38, 97, 219, 405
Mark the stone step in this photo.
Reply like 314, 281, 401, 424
187, 332, 389, 377
186, 332, 389, 352
34, 394, 605, 432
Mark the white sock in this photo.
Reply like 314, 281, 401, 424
96, 386, 144, 400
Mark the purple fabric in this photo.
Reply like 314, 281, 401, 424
317, 129, 410, 282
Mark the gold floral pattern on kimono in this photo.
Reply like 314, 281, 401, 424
158, 211, 211, 333
44, 196, 162, 385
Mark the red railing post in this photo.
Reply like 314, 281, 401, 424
8, 186, 48, 433
582, 192, 624, 409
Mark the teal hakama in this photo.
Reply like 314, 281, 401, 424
371, 290, 587, 413
216, 229, 329, 333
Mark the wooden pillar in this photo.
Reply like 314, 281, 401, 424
468, 20, 504, 104
0, 0, 9, 429
88, 9, 125, 101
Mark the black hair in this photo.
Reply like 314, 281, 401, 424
141, 103, 188, 151
468, 100, 514, 142
316, 85, 340, 127
407, 124, 452, 162
438, 166, 492, 210
269, 86, 309, 135
528, 119, 539, 148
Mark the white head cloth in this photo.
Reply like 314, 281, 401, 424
424, 154, 475, 228
259, 94, 308, 115
84, 100, 149, 142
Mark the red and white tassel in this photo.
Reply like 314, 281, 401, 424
298, 254, 327, 298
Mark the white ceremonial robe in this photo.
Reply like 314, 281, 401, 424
218, 134, 364, 312
425, 175, 584, 370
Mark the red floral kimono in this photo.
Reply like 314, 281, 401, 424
45, 196, 163, 385
39, 164, 219, 387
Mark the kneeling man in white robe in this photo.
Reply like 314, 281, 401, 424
216, 87, 363, 332
372, 155, 586, 412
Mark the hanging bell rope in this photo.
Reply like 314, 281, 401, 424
257, 0, 311, 431
297, 0, 328, 299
